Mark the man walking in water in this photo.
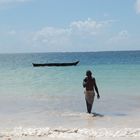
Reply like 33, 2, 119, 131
83, 70, 100, 113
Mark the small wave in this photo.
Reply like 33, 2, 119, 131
0, 127, 140, 138
61, 112, 88, 117
61, 112, 104, 118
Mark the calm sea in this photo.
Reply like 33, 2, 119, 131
0, 51, 140, 136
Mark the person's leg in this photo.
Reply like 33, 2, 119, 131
88, 103, 92, 113
86, 100, 92, 113
85, 91, 94, 114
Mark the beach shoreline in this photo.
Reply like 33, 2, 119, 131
2, 136, 140, 140
1, 112, 140, 140
1, 127, 140, 140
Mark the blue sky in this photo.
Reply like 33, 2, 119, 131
0, 0, 140, 53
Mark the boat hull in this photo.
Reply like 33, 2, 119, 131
32, 61, 79, 67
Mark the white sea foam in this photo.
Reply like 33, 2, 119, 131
0, 127, 140, 138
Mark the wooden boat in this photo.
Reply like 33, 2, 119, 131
32, 61, 79, 67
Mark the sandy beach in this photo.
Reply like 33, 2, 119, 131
2, 137, 140, 140
1, 112, 140, 140
1, 128, 140, 140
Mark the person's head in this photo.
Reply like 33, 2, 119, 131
86, 70, 92, 77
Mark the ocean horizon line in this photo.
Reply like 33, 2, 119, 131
0, 49, 140, 55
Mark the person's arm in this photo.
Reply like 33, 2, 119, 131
94, 79, 100, 99
83, 78, 87, 88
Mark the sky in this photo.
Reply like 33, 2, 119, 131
0, 0, 140, 53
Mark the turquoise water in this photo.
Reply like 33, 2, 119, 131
0, 51, 140, 129
0, 51, 140, 96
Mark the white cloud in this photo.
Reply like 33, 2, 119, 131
135, 0, 140, 14
70, 18, 103, 36
1, 19, 123, 52
33, 19, 112, 49
108, 30, 129, 44
70, 18, 114, 37
30, 19, 116, 51
33, 27, 71, 47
